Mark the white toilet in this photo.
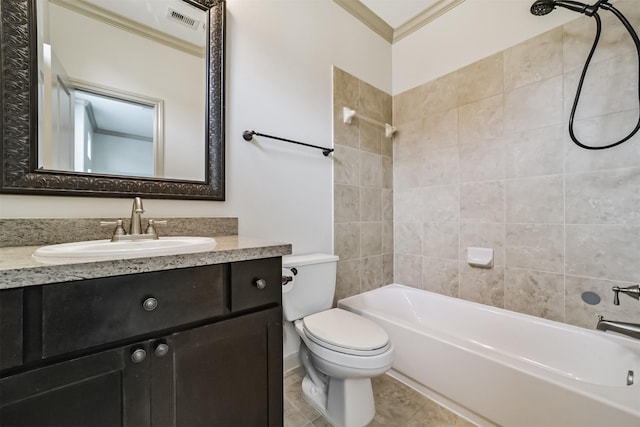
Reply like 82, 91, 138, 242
282, 254, 394, 427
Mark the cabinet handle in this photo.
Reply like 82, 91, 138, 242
142, 297, 158, 311
154, 343, 169, 358
255, 279, 267, 290
131, 348, 147, 363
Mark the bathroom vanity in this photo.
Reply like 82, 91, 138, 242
0, 235, 290, 426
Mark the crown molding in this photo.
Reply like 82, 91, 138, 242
394, 0, 466, 43
334, 0, 465, 45
333, 0, 394, 43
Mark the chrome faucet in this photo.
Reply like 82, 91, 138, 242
596, 316, 640, 340
100, 197, 166, 241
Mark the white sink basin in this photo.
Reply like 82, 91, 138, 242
33, 236, 217, 264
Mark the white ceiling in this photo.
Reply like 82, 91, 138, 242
360, 0, 443, 28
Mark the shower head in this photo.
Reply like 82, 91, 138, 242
530, 0, 607, 17
530, 0, 556, 16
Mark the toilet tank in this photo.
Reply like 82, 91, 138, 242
282, 253, 339, 321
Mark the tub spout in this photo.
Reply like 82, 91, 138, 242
596, 316, 640, 340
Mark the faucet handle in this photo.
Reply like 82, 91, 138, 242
145, 219, 167, 238
100, 219, 126, 241
612, 285, 640, 305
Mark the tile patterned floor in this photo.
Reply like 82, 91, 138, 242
284, 368, 476, 427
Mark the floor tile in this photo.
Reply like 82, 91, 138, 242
283, 369, 475, 427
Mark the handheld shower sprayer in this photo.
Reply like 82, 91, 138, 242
530, 0, 640, 150
530, 0, 606, 17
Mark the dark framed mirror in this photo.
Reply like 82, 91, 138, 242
0, 0, 225, 200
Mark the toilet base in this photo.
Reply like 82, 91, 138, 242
301, 374, 376, 427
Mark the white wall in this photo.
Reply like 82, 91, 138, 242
0, 0, 391, 258
392, 0, 580, 95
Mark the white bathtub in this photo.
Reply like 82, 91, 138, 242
338, 284, 640, 427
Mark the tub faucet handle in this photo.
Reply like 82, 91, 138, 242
612, 285, 640, 305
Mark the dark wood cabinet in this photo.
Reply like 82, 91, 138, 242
0, 258, 283, 427
0, 289, 23, 371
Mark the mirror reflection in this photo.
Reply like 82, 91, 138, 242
37, 0, 207, 181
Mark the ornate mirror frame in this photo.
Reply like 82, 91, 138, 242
0, 0, 225, 200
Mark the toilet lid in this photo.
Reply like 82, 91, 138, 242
302, 308, 389, 354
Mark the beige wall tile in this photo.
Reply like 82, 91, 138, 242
566, 225, 640, 282
360, 121, 383, 154
394, 120, 424, 160
335, 259, 361, 302
459, 263, 505, 308
361, 222, 382, 257
505, 224, 564, 273
395, 187, 424, 223
360, 187, 382, 221
360, 80, 388, 122
382, 188, 393, 221
360, 151, 383, 188
420, 147, 460, 187
460, 181, 504, 223
333, 103, 359, 149
422, 257, 459, 297
420, 72, 458, 115
394, 85, 423, 125
460, 222, 505, 266
394, 254, 422, 288
394, 222, 422, 256
361, 255, 383, 292
422, 222, 458, 260
333, 67, 359, 106
383, 253, 394, 285
394, 155, 422, 191
505, 125, 564, 178
459, 95, 504, 145
334, 67, 392, 305
459, 139, 505, 183
333, 144, 359, 186
565, 109, 640, 170
334, 222, 360, 261
422, 185, 459, 223
504, 76, 562, 134
335, 184, 359, 222
383, 221, 394, 254
457, 52, 504, 105
505, 175, 564, 223
564, 52, 639, 121
504, 28, 563, 91
504, 268, 564, 321
566, 168, 640, 225
420, 108, 459, 151
382, 156, 393, 189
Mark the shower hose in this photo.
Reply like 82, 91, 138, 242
570, 2, 640, 149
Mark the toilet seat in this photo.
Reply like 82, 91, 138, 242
302, 308, 390, 356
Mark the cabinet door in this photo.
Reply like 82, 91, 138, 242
166, 306, 283, 427
0, 343, 151, 427
0, 289, 23, 371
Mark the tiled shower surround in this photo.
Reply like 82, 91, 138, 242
392, 0, 640, 328
333, 67, 393, 302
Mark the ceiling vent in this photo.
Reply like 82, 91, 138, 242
166, 7, 200, 30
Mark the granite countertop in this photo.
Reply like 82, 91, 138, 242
0, 235, 292, 290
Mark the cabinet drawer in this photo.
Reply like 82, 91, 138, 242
42, 265, 224, 358
0, 289, 23, 370
230, 257, 281, 312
